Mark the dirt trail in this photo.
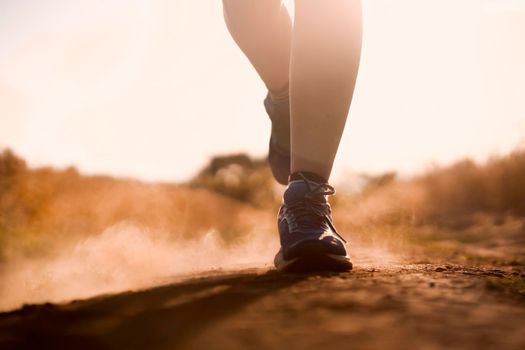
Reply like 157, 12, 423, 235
1, 249, 525, 350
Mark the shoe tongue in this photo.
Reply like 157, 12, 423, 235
284, 180, 328, 204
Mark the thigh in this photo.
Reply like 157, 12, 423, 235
222, 0, 284, 18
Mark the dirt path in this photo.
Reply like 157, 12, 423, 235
1, 256, 525, 350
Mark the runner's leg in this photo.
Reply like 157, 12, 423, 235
290, 0, 362, 180
222, 0, 291, 102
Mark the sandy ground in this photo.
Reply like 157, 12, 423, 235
1, 247, 525, 350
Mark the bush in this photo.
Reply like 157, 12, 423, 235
190, 153, 278, 208
419, 149, 525, 221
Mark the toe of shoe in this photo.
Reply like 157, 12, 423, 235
285, 236, 348, 261
275, 239, 352, 272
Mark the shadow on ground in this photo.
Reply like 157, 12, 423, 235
2, 264, 525, 350
0, 270, 306, 350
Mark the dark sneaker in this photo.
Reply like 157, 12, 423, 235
264, 93, 290, 185
274, 173, 352, 272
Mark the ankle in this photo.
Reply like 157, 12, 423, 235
289, 171, 328, 184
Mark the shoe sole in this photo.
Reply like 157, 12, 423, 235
274, 250, 353, 273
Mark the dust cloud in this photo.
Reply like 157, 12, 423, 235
0, 223, 278, 312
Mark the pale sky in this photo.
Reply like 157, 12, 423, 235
1, 0, 524, 182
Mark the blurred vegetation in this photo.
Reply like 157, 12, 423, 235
0, 149, 272, 260
418, 151, 525, 223
342, 148, 525, 227
361, 172, 397, 195
189, 153, 279, 208
2, 146, 525, 265
326, 149, 525, 267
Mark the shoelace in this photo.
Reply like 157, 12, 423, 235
285, 173, 347, 244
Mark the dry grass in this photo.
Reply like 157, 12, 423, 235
335, 148, 525, 264
0, 150, 273, 261
417, 150, 525, 224
2, 147, 525, 265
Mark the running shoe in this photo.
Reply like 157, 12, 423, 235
274, 173, 352, 272
264, 93, 291, 185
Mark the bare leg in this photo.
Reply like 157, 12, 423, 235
222, 0, 292, 102
223, 0, 361, 272
290, 0, 362, 180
